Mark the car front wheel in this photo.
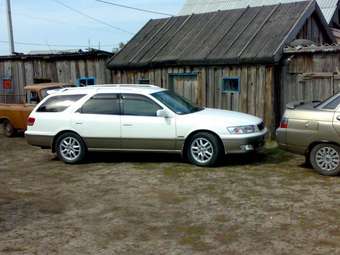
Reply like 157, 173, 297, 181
310, 143, 340, 176
55, 132, 86, 164
187, 132, 221, 167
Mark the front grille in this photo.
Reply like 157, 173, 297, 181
257, 122, 265, 131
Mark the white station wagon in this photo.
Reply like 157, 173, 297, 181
25, 84, 267, 166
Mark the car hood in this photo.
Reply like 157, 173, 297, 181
188, 108, 263, 126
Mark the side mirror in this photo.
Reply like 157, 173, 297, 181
157, 109, 170, 118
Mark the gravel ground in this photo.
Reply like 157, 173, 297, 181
1, 131, 340, 255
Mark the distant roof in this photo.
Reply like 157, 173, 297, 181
24, 83, 73, 91
108, 1, 334, 69
179, 0, 339, 24
27, 49, 86, 54
0, 49, 112, 61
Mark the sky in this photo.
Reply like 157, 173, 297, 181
0, 0, 184, 55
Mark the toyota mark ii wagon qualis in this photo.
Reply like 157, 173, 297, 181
25, 85, 267, 166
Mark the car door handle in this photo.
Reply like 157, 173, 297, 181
123, 124, 133, 127
75, 122, 83, 125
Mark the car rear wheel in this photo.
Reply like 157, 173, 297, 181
187, 132, 221, 167
56, 132, 86, 164
310, 143, 340, 176
3, 120, 15, 137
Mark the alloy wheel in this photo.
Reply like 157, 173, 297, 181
59, 136, 82, 161
315, 146, 340, 172
190, 137, 214, 164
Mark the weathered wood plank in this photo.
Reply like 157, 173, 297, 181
264, 66, 274, 132
240, 66, 248, 113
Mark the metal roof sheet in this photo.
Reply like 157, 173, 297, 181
179, 0, 339, 23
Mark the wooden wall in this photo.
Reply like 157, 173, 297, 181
280, 51, 340, 115
296, 13, 329, 44
112, 65, 276, 131
0, 57, 112, 103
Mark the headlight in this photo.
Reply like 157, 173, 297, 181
227, 125, 257, 134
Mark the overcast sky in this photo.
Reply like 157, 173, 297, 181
0, 0, 184, 55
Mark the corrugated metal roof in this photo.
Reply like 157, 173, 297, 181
108, 1, 334, 68
179, 0, 339, 23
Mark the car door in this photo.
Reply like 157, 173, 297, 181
120, 93, 176, 150
331, 96, 340, 136
71, 93, 121, 149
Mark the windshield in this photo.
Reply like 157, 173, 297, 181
152, 90, 203, 115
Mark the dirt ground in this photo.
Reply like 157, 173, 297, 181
1, 131, 340, 255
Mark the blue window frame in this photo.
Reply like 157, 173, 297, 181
169, 72, 198, 78
222, 77, 240, 93
138, 78, 150, 84
77, 77, 96, 87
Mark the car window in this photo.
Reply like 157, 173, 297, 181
81, 94, 120, 115
323, 96, 340, 110
122, 94, 161, 117
37, 94, 85, 112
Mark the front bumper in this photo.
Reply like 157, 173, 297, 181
222, 131, 267, 154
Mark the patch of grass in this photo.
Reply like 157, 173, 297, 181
263, 146, 293, 164
34, 198, 65, 215
158, 190, 187, 204
1, 246, 27, 252
92, 224, 130, 249
176, 225, 211, 251
162, 164, 207, 179
133, 163, 162, 171
214, 226, 240, 244
316, 239, 338, 247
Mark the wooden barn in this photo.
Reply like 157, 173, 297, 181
107, 1, 335, 131
0, 49, 113, 103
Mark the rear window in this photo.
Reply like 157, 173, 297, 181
322, 96, 340, 110
81, 94, 120, 115
37, 94, 85, 112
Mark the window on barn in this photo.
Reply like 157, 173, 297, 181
2, 79, 12, 89
77, 77, 96, 87
222, 77, 240, 93
138, 79, 150, 84
34, 78, 52, 84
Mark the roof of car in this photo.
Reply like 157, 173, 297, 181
53, 84, 165, 96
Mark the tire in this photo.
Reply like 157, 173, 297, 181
3, 120, 15, 137
310, 143, 340, 176
55, 132, 86, 164
186, 132, 222, 167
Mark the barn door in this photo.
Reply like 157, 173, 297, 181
169, 73, 199, 105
